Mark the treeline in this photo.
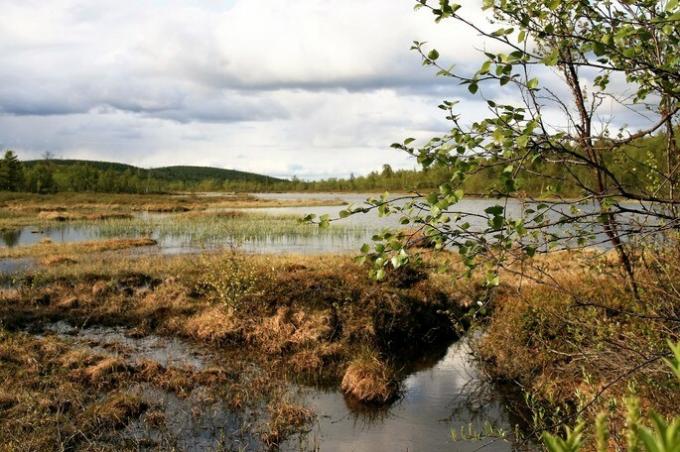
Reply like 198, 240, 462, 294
0, 153, 283, 194
0, 152, 173, 194
287, 131, 676, 197
0, 131, 672, 195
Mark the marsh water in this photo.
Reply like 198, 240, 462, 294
0, 192, 645, 255
284, 339, 517, 452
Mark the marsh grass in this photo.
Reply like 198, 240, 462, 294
96, 211, 366, 244
476, 245, 680, 447
0, 211, 369, 261
0, 250, 470, 450
0, 192, 347, 231
340, 348, 400, 403
0, 238, 158, 259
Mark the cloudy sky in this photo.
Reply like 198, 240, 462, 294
0, 0, 647, 180
0, 0, 501, 179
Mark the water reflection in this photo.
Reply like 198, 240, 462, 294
286, 340, 518, 452
0, 229, 21, 247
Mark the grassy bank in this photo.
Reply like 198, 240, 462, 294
477, 246, 680, 448
0, 238, 158, 259
0, 251, 474, 449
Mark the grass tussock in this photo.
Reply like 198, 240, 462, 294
262, 398, 314, 448
37, 211, 133, 222
341, 349, 399, 403
184, 307, 241, 344
88, 392, 149, 429
39, 255, 78, 266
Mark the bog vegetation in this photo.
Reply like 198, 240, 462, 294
1, 0, 679, 450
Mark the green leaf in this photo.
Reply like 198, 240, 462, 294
517, 30, 526, 43
428, 49, 440, 60
480, 60, 492, 74
543, 50, 559, 66
485, 205, 504, 215
486, 273, 500, 287
546, 0, 560, 10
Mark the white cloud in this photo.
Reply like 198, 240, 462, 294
0, 0, 500, 178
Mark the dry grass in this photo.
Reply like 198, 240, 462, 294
81, 357, 133, 385
184, 307, 242, 344
0, 327, 243, 450
0, 192, 346, 230
88, 392, 149, 429
0, 248, 500, 449
0, 237, 158, 259
40, 255, 78, 266
476, 245, 680, 445
340, 349, 399, 403
37, 211, 133, 221
262, 398, 314, 447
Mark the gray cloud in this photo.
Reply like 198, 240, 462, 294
8, 0, 626, 179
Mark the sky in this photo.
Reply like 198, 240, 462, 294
0, 0, 648, 180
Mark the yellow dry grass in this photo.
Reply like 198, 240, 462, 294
340, 351, 398, 403
0, 238, 158, 259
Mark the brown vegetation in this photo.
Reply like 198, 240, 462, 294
0, 238, 158, 259
0, 250, 472, 449
341, 350, 399, 403
477, 246, 680, 443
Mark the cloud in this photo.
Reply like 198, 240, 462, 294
0, 0, 506, 178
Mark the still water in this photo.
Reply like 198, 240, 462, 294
0, 193, 650, 257
286, 339, 518, 452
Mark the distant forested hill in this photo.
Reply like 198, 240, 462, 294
22, 160, 280, 183
17, 159, 284, 193
149, 165, 279, 184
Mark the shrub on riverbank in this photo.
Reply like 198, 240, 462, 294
477, 246, 680, 447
